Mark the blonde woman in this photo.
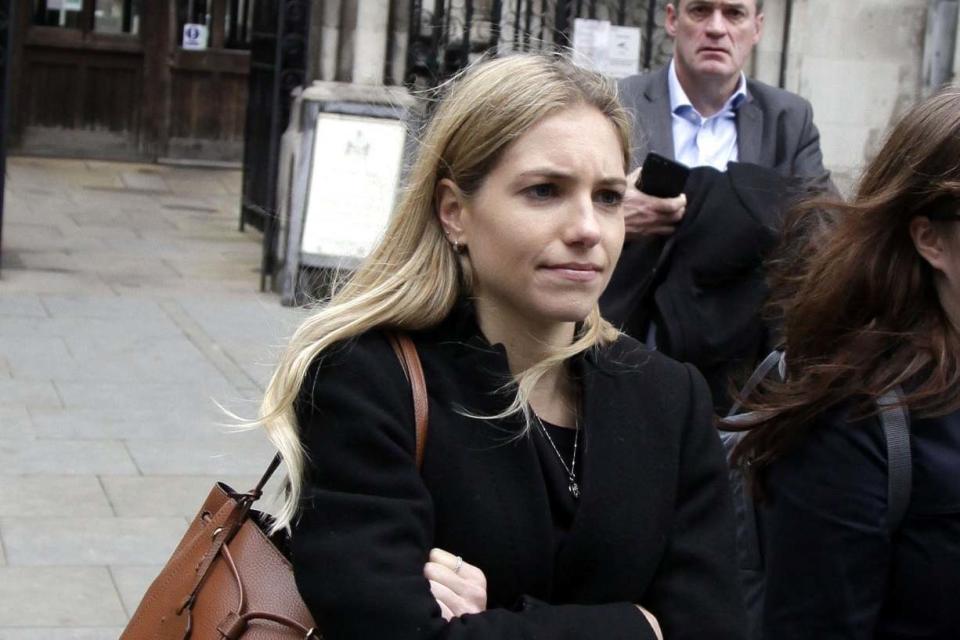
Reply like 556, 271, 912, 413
262, 54, 745, 640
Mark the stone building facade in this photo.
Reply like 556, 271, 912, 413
306, 0, 959, 194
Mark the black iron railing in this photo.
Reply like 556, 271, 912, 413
240, 0, 310, 291
404, 0, 672, 90
242, 0, 674, 291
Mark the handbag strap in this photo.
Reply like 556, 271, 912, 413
252, 332, 429, 496
728, 354, 913, 533
877, 386, 912, 531
176, 333, 429, 623
727, 349, 785, 417
386, 332, 430, 469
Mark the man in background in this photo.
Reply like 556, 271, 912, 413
602, 0, 833, 409
619, 0, 831, 235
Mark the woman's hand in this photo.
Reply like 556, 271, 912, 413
424, 548, 487, 621
637, 605, 664, 640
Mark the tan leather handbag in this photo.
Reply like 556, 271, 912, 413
121, 334, 428, 639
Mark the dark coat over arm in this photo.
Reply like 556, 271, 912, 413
289, 306, 746, 640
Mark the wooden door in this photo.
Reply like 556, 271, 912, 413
164, 0, 252, 162
13, 0, 155, 159
12, 0, 254, 162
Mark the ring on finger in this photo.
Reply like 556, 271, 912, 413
454, 555, 463, 574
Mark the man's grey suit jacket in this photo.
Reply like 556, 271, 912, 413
618, 65, 832, 189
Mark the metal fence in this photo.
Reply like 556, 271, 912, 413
240, 0, 310, 290
242, 0, 675, 291
0, 0, 11, 271
404, 0, 673, 89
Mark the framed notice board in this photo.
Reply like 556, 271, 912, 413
281, 92, 413, 305
300, 113, 406, 261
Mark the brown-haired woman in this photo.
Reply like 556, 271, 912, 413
728, 87, 960, 639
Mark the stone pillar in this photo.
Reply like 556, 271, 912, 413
353, 0, 391, 84
955, 5, 960, 83
316, 0, 343, 82
387, 0, 411, 86
750, 0, 787, 87
784, 0, 927, 194
922, 0, 959, 94
337, 0, 357, 81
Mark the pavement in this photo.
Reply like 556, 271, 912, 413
0, 156, 307, 639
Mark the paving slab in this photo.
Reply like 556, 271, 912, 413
0, 220, 65, 242
0, 380, 62, 409
0, 407, 34, 439
124, 430, 275, 476
0, 440, 137, 475
100, 474, 283, 518
29, 407, 221, 440
0, 269, 116, 297
0, 567, 127, 627
164, 176, 230, 196
119, 169, 171, 192
1, 516, 188, 566
63, 336, 231, 385
0, 294, 48, 318
41, 294, 170, 320
52, 381, 238, 415
0, 336, 77, 381
0, 476, 113, 517
0, 156, 306, 638
55, 225, 141, 243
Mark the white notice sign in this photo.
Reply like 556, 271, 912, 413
572, 18, 609, 72
301, 113, 406, 261
606, 26, 642, 78
47, 0, 83, 9
182, 23, 209, 50
572, 18, 642, 79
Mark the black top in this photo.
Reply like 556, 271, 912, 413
532, 419, 582, 555
290, 301, 746, 640
760, 404, 960, 638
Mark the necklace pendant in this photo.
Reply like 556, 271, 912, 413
568, 480, 580, 499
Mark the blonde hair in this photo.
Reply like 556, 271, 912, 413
261, 53, 631, 531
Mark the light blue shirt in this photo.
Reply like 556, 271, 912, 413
668, 59, 747, 171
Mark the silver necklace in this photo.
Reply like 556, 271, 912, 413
535, 415, 581, 499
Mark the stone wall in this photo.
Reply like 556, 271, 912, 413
783, 0, 932, 194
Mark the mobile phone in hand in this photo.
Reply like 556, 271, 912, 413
637, 152, 690, 198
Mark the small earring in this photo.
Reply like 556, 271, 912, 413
452, 239, 461, 253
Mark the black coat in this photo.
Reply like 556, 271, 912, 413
290, 303, 746, 640
760, 404, 960, 639
601, 163, 792, 412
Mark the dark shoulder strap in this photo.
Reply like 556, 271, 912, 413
877, 387, 912, 531
727, 349, 785, 417
254, 332, 430, 493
